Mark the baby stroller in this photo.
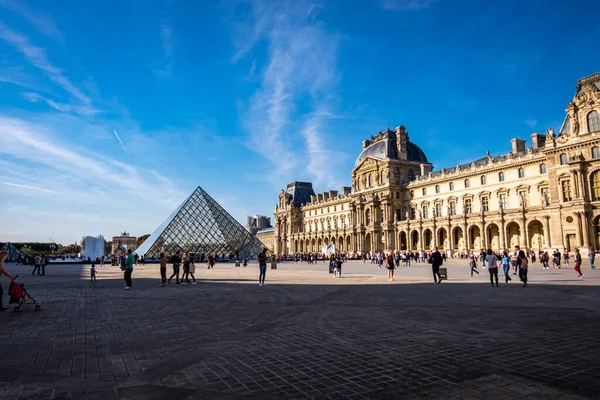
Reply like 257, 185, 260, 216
8, 276, 41, 312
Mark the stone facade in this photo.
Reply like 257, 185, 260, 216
274, 72, 600, 256
256, 227, 275, 253
246, 214, 272, 236
111, 232, 137, 255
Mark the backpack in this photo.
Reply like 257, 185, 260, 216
520, 256, 529, 269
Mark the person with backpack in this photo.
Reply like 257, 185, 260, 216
0, 251, 17, 311
573, 248, 583, 279
429, 246, 443, 284
32, 254, 42, 276
500, 251, 512, 283
485, 249, 499, 287
516, 248, 529, 287
124, 249, 134, 290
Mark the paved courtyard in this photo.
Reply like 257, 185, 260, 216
1, 259, 599, 399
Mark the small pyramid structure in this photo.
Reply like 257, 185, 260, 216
136, 186, 265, 259
0, 242, 26, 262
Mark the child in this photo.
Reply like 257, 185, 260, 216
91, 264, 97, 283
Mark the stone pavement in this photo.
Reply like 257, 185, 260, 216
1, 259, 599, 399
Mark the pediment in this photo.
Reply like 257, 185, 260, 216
352, 156, 382, 173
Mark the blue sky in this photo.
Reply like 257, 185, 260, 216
1, 0, 599, 244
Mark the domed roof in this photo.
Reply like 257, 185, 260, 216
354, 137, 429, 166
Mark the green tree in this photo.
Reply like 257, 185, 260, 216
136, 234, 150, 248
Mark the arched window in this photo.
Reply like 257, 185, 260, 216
408, 170, 415, 181
394, 168, 400, 184
480, 175, 486, 185
588, 110, 600, 133
593, 146, 600, 159
449, 182, 454, 191
381, 170, 386, 185
539, 163, 547, 174
464, 179, 470, 188
435, 184, 440, 194
422, 188, 427, 196
518, 167, 525, 178
410, 190, 414, 198
368, 174, 373, 187
592, 171, 600, 201
499, 171, 505, 182
357, 177, 360, 190
560, 153, 568, 165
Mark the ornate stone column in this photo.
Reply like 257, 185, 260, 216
543, 215, 551, 248
463, 221, 468, 251
582, 211, 590, 247
578, 170, 586, 200
575, 212, 583, 247
570, 169, 580, 198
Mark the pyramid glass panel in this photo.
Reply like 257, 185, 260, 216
0, 242, 26, 262
136, 186, 265, 259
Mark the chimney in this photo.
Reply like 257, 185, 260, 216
510, 138, 526, 154
531, 133, 545, 149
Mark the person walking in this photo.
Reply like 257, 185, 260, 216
257, 248, 268, 286
90, 264, 97, 283
469, 253, 479, 277
334, 256, 343, 278
168, 250, 182, 284
588, 247, 596, 270
0, 251, 17, 311
386, 250, 395, 281
485, 249, 499, 287
41, 255, 48, 275
208, 253, 215, 269
180, 253, 190, 285
124, 249, 134, 290
516, 249, 528, 287
32, 254, 41, 276
159, 253, 167, 287
430, 246, 443, 284
500, 251, 512, 283
573, 248, 583, 279
243, 257, 248, 268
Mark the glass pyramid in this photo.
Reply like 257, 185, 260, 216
0, 242, 26, 262
136, 186, 265, 260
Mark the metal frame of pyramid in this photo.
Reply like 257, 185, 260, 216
136, 186, 265, 259
0, 242, 26, 262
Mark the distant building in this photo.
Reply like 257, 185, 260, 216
246, 214, 272, 236
256, 227, 275, 253
81, 235, 105, 260
111, 232, 137, 255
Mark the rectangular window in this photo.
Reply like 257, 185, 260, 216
562, 180, 572, 202
410, 207, 416, 220
481, 196, 489, 212
499, 193, 508, 210
435, 203, 442, 217
422, 205, 428, 219
396, 209, 402, 221
450, 201, 456, 215
464, 198, 472, 214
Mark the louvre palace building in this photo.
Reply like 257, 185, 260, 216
273, 72, 600, 256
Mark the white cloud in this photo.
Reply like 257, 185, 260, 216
0, 21, 91, 105
112, 129, 129, 157
381, 0, 437, 11
22, 91, 101, 115
0, 181, 62, 194
160, 23, 172, 57
525, 119, 537, 128
0, 0, 64, 42
233, 0, 345, 188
